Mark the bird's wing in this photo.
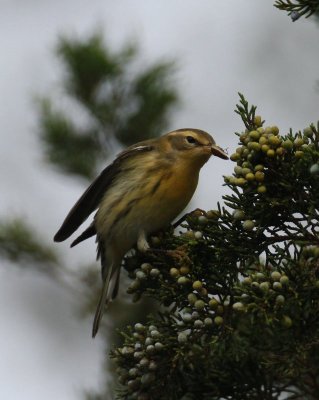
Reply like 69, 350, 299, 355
53, 144, 154, 243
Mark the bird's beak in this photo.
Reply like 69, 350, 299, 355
211, 145, 229, 160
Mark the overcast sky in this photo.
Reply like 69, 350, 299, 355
0, 1, 318, 400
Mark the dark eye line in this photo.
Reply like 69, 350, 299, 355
186, 136, 198, 144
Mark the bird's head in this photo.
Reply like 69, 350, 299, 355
162, 128, 228, 168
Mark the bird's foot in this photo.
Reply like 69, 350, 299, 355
146, 245, 192, 267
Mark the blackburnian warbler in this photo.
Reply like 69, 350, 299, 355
54, 128, 228, 336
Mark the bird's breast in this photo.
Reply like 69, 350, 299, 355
95, 156, 200, 251
154, 162, 199, 212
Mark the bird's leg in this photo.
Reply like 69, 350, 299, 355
137, 229, 150, 253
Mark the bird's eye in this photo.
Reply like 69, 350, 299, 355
186, 136, 197, 144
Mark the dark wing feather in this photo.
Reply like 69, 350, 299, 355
54, 163, 117, 242
70, 223, 96, 247
53, 143, 154, 243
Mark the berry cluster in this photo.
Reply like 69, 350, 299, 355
226, 118, 311, 194
234, 269, 293, 327
114, 323, 165, 400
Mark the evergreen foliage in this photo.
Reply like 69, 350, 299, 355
38, 32, 178, 179
0, 219, 59, 273
112, 95, 319, 400
274, 0, 319, 20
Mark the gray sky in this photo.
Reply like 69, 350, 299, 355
0, 1, 318, 399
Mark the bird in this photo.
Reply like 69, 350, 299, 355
54, 128, 228, 337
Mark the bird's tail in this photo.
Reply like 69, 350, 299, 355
92, 260, 121, 337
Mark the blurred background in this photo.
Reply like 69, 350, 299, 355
0, 1, 318, 399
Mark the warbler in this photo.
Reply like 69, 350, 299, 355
54, 128, 228, 337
